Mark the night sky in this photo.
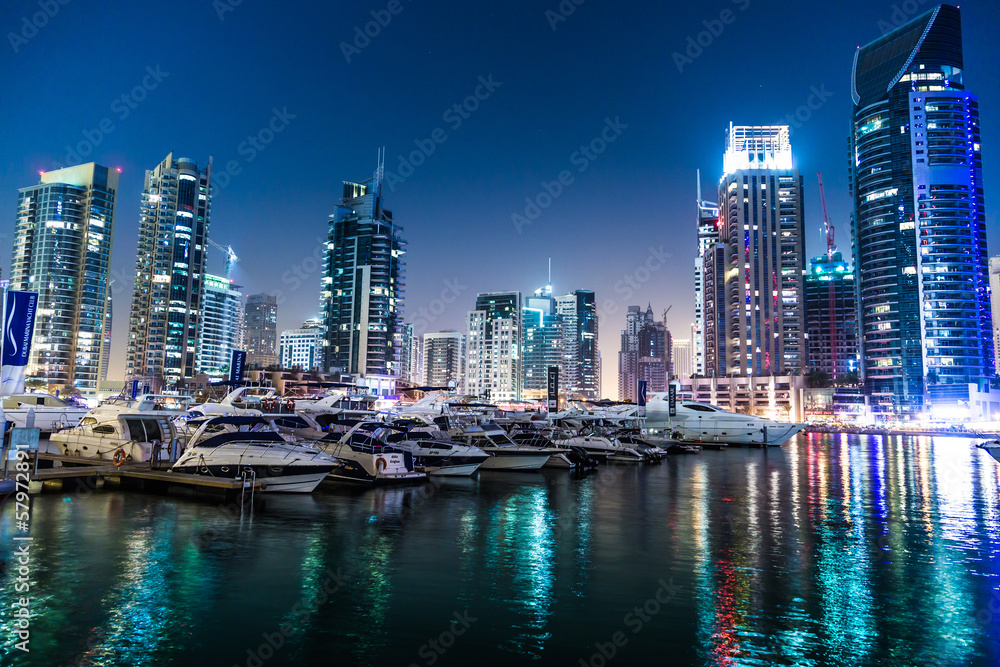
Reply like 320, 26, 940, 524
1, 0, 998, 397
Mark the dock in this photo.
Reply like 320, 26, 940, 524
4, 451, 262, 503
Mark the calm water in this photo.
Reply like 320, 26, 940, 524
2, 433, 1000, 666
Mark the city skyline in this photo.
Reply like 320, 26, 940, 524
1, 1, 998, 398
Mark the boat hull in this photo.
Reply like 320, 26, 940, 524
479, 453, 550, 471
419, 462, 483, 477
671, 422, 805, 447
171, 464, 335, 493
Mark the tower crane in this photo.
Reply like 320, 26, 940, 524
207, 239, 239, 281
817, 173, 838, 380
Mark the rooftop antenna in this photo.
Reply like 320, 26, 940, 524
696, 168, 702, 204
373, 147, 385, 195
547, 257, 551, 286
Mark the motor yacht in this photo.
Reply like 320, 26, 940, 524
549, 431, 646, 463
381, 421, 489, 476
1, 393, 89, 432
644, 395, 805, 446
50, 394, 191, 463
978, 439, 1000, 464
171, 416, 340, 493
299, 421, 426, 484
509, 430, 599, 470
453, 423, 566, 471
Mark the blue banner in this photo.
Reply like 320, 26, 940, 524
1, 291, 38, 395
229, 350, 247, 384
637, 380, 647, 418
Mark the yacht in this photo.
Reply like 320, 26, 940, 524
644, 395, 806, 446
978, 439, 1000, 464
382, 421, 489, 476
509, 430, 599, 470
550, 431, 646, 463
453, 423, 566, 471
171, 416, 340, 493
300, 421, 427, 484
1, 393, 89, 432
50, 394, 190, 463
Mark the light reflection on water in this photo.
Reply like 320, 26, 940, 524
1, 433, 999, 666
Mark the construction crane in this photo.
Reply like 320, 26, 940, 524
817, 173, 838, 380
207, 239, 239, 281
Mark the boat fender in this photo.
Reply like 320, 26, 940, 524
113, 448, 126, 467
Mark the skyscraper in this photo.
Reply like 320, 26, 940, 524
11, 163, 118, 394
244, 293, 277, 368
196, 274, 244, 380
618, 305, 669, 401
423, 330, 465, 391
850, 4, 992, 415
522, 284, 564, 400
320, 174, 405, 376
555, 290, 600, 399
127, 153, 212, 387
704, 124, 806, 377
395, 323, 422, 384
279, 320, 323, 371
991, 256, 1000, 375
672, 338, 693, 379
100, 291, 113, 383
805, 252, 858, 380
694, 170, 720, 377
467, 292, 521, 402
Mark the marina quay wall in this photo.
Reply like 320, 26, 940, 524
677, 376, 805, 421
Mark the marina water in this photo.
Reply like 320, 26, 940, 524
2, 432, 999, 666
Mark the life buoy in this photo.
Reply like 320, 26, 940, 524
263, 398, 275, 412
286, 399, 295, 411
375, 457, 387, 475
113, 448, 126, 467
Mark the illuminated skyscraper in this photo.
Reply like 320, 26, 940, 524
11, 163, 118, 394
805, 252, 858, 380
704, 124, 806, 377
555, 290, 599, 399
245, 293, 277, 368
467, 291, 521, 401
320, 173, 405, 376
694, 170, 720, 376
197, 275, 244, 380
850, 4, 992, 415
127, 153, 212, 387
423, 330, 465, 391
991, 256, 1000, 375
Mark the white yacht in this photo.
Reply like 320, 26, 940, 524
644, 395, 805, 446
1, 393, 89, 432
454, 423, 566, 471
300, 421, 426, 484
549, 431, 646, 463
172, 416, 340, 493
50, 394, 191, 463
978, 439, 1000, 464
381, 421, 489, 476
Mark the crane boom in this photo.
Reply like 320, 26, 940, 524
207, 239, 240, 280
817, 172, 835, 259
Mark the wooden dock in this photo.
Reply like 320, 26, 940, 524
5, 452, 262, 502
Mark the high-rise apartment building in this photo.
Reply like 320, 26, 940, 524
522, 284, 564, 400
704, 124, 806, 377
805, 252, 858, 380
11, 163, 118, 394
555, 290, 600, 399
991, 256, 1000, 376
395, 323, 422, 384
320, 176, 405, 376
423, 330, 465, 391
618, 305, 669, 401
279, 320, 323, 371
467, 292, 522, 402
244, 293, 277, 368
694, 170, 721, 376
850, 4, 992, 415
673, 338, 693, 379
100, 292, 113, 383
127, 153, 212, 387
196, 274, 244, 380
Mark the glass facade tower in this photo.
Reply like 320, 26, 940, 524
850, 4, 992, 415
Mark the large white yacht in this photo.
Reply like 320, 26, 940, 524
644, 394, 805, 446
50, 394, 191, 463
381, 421, 489, 476
978, 439, 1000, 464
172, 416, 340, 493
1, 393, 89, 432
453, 423, 566, 471
299, 421, 427, 484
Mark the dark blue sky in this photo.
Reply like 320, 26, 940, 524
2, 0, 998, 396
